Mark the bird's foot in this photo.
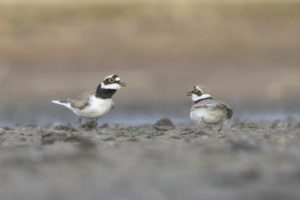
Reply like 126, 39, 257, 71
217, 126, 225, 139
90, 121, 98, 130
79, 121, 97, 130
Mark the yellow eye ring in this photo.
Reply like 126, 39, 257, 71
193, 89, 198, 93
108, 78, 115, 83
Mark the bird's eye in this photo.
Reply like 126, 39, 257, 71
193, 88, 198, 93
108, 78, 115, 83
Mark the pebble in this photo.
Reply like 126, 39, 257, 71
102, 137, 116, 142
41, 132, 69, 145
127, 137, 140, 142
153, 118, 175, 131
41, 132, 96, 150
180, 128, 194, 135
271, 120, 290, 129
54, 125, 77, 132
0, 128, 5, 135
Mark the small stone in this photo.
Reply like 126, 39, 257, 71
236, 122, 258, 129
0, 128, 5, 135
247, 123, 259, 129
195, 130, 207, 136
3, 127, 11, 131
102, 137, 116, 142
127, 137, 140, 142
82, 121, 98, 130
146, 135, 154, 139
41, 132, 95, 148
180, 128, 194, 135
54, 125, 77, 132
153, 118, 175, 131
171, 135, 182, 140
41, 132, 69, 145
116, 131, 130, 138
271, 120, 290, 129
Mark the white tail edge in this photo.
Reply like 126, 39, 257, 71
51, 100, 70, 107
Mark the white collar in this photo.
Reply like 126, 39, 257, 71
192, 93, 212, 102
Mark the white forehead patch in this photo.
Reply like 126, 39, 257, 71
104, 74, 115, 79
195, 85, 204, 92
115, 77, 120, 81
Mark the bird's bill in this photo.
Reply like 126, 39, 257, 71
187, 91, 193, 96
119, 82, 126, 87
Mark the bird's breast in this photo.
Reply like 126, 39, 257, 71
78, 97, 113, 118
190, 108, 227, 124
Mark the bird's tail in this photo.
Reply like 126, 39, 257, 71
51, 100, 71, 108
227, 108, 233, 119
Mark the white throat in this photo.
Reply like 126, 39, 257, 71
192, 93, 211, 102
101, 82, 121, 90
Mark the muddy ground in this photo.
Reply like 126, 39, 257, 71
0, 118, 299, 200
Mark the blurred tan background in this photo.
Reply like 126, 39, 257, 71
0, 0, 300, 124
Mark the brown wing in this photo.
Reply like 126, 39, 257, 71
191, 99, 212, 110
69, 91, 94, 110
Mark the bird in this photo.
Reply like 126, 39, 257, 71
187, 85, 233, 132
52, 74, 126, 128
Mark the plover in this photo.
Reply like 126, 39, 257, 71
187, 85, 233, 132
52, 74, 126, 128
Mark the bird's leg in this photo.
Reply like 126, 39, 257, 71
217, 120, 226, 139
78, 118, 83, 129
92, 120, 98, 130
196, 120, 202, 129
218, 120, 224, 133
194, 119, 202, 132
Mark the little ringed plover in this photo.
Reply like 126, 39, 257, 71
52, 74, 126, 128
187, 85, 233, 132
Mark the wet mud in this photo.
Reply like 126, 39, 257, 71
0, 118, 300, 200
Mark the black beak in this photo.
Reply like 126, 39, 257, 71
119, 82, 126, 87
187, 91, 193, 96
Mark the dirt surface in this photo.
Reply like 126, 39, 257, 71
0, 118, 300, 200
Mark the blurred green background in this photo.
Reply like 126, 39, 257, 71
0, 0, 300, 124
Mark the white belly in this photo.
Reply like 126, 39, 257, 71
73, 97, 113, 119
190, 108, 226, 124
